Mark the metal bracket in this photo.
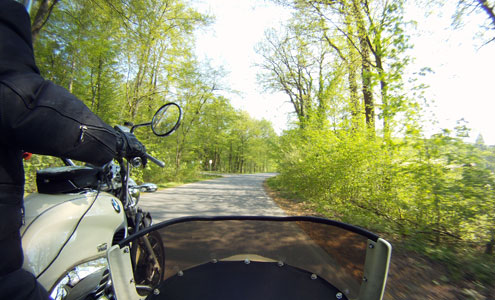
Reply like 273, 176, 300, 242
358, 238, 392, 300
107, 245, 144, 300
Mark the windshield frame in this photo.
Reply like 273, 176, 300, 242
118, 215, 379, 247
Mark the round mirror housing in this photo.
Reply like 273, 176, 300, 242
151, 103, 182, 136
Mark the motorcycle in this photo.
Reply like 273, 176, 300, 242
20, 102, 182, 300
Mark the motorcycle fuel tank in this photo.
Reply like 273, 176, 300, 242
21, 191, 126, 291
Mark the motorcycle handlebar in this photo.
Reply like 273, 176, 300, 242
146, 153, 165, 168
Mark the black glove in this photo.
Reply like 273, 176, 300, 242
116, 130, 148, 166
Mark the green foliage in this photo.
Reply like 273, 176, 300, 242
276, 124, 495, 241
190, 99, 278, 174
274, 122, 495, 285
402, 239, 495, 286
277, 127, 396, 229
25, 0, 279, 193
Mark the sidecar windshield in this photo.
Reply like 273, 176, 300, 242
118, 216, 391, 300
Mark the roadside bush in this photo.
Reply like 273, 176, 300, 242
275, 127, 495, 254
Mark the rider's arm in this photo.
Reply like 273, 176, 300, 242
0, 0, 144, 167
0, 73, 119, 166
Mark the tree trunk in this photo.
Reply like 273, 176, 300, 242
175, 134, 182, 178
371, 39, 390, 140
352, 0, 374, 131
343, 9, 362, 130
477, 0, 495, 28
379, 71, 389, 139
348, 55, 360, 128
362, 51, 374, 129
31, 0, 60, 42
228, 142, 233, 173
96, 57, 103, 113
68, 58, 75, 94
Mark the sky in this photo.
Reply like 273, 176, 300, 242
192, 0, 495, 144
405, 2, 495, 144
193, 0, 294, 132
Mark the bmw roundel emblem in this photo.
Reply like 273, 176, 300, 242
111, 198, 121, 213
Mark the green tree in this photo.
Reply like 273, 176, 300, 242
117, 0, 210, 122
31, 0, 60, 42
256, 24, 336, 128
169, 61, 224, 178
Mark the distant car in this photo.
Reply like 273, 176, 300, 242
128, 178, 157, 193
138, 183, 158, 193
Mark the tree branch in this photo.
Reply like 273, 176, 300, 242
31, 0, 60, 42
478, 0, 495, 29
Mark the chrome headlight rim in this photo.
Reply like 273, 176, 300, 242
49, 257, 109, 300
128, 186, 141, 206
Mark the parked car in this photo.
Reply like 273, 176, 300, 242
128, 178, 157, 192
138, 182, 158, 192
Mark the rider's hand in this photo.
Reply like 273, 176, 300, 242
116, 130, 148, 166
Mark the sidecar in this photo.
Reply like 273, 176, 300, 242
107, 216, 391, 300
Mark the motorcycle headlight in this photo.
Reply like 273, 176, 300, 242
50, 257, 108, 300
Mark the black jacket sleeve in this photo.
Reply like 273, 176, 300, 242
0, 0, 118, 166
0, 73, 118, 166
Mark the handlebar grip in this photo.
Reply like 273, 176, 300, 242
146, 153, 165, 168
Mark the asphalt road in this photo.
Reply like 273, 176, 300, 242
138, 173, 364, 298
138, 173, 286, 222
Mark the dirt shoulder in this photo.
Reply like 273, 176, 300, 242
263, 181, 494, 300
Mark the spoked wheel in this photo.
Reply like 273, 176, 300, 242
130, 231, 165, 295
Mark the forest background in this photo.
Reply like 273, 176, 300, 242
24, 0, 494, 298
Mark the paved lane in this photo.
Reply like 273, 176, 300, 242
139, 173, 285, 222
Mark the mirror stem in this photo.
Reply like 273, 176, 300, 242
130, 122, 152, 134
